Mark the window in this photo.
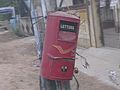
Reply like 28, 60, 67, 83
72, 0, 84, 5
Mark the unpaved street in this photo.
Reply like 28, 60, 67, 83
0, 27, 119, 90
0, 29, 39, 90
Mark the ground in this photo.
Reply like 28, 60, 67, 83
103, 28, 120, 48
0, 24, 119, 90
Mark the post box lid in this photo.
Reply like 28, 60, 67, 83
49, 11, 80, 20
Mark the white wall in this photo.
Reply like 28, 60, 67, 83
56, 0, 73, 7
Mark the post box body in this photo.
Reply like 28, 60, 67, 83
41, 12, 80, 80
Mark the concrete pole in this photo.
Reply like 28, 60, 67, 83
39, 0, 71, 90
88, 0, 103, 47
45, 0, 57, 12
39, 0, 57, 90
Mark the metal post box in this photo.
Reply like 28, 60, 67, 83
41, 11, 80, 80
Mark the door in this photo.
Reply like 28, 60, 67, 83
99, 0, 120, 48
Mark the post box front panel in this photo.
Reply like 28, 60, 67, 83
59, 20, 78, 33
41, 12, 80, 80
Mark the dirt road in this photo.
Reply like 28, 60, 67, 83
0, 28, 119, 90
0, 29, 39, 90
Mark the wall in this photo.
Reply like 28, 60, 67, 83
33, 0, 41, 8
56, 0, 73, 7
33, 0, 103, 48
88, 0, 102, 47
78, 9, 91, 48
19, 17, 33, 36
114, 0, 120, 33
55, 0, 102, 48
67, 9, 91, 48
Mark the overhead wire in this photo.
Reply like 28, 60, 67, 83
73, 74, 79, 90
76, 52, 89, 69
59, 1, 90, 90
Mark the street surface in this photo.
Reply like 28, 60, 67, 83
0, 23, 119, 90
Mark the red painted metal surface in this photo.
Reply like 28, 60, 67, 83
41, 11, 80, 80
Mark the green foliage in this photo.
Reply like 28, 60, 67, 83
0, 0, 19, 13
9, 0, 19, 14
0, 13, 12, 21
0, 0, 12, 7
0, 14, 7, 21
0, 0, 19, 20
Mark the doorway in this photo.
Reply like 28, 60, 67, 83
99, 0, 120, 48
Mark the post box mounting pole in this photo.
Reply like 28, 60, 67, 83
39, 1, 72, 90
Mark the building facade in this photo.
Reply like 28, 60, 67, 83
32, 0, 120, 49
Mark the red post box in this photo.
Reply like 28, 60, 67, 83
41, 11, 80, 80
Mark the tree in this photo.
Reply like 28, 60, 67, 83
0, 0, 19, 14
0, 0, 11, 7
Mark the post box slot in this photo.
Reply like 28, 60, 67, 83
59, 20, 78, 33
47, 53, 75, 61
